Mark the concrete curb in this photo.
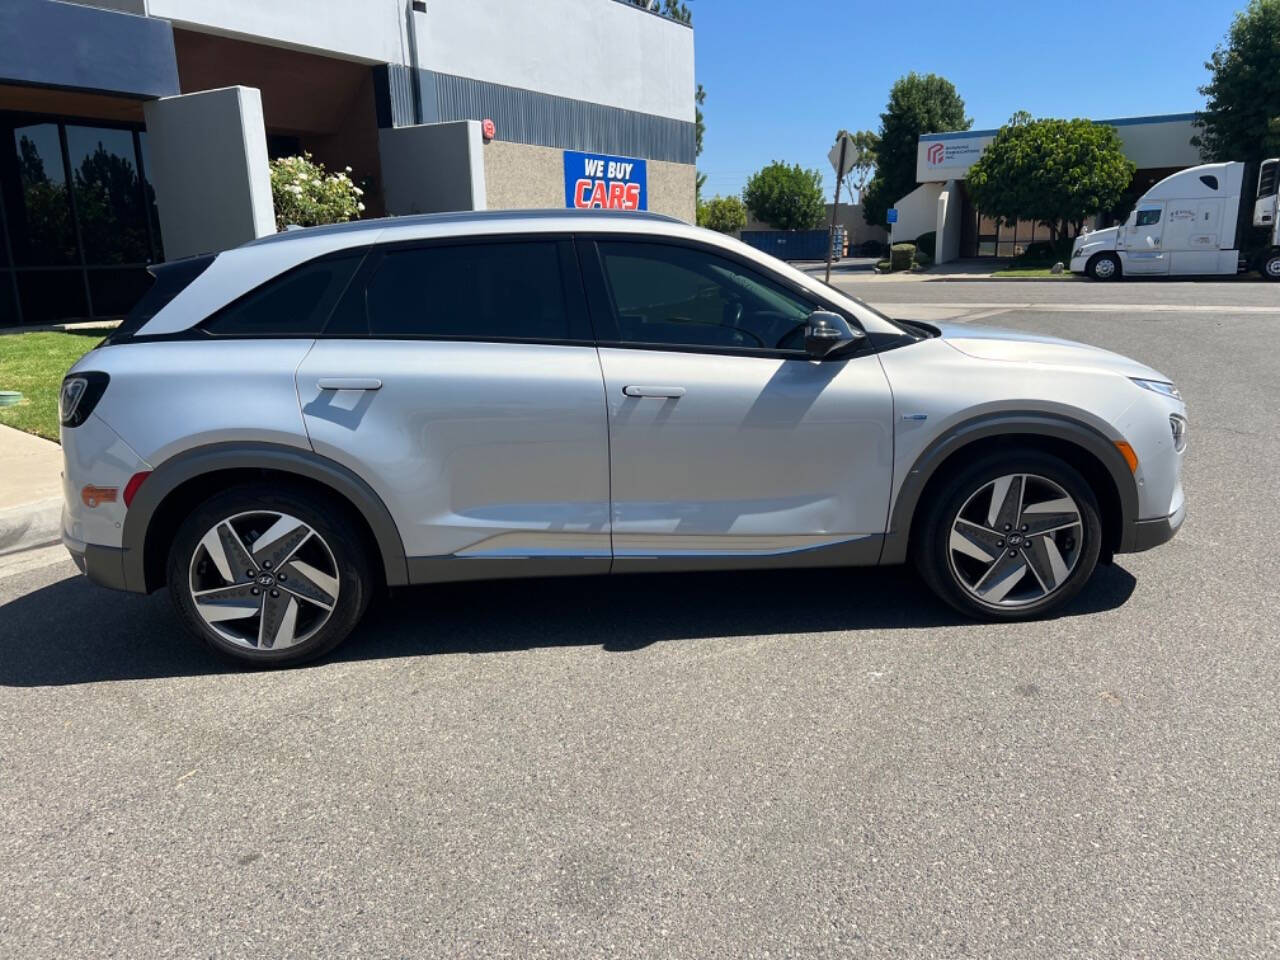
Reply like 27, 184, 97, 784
923, 275, 1080, 282
0, 497, 63, 558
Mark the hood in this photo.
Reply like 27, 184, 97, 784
1073, 227, 1118, 254
934, 322, 1168, 381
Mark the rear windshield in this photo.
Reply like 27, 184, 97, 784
102, 254, 216, 344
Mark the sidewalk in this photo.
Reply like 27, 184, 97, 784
0, 423, 63, 557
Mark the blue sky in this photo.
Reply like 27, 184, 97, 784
693, 0, 1243, 201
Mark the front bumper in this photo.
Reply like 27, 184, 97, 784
1122, 498, 1186, 553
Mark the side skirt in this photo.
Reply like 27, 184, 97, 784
405, 536, 886, 585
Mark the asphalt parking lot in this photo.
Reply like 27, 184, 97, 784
2, 280, 1278, 958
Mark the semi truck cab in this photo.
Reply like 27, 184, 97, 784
1071, 159, 1280, 280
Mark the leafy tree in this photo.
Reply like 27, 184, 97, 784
834, 128, 878, 202
1193, 0, 1280, 161
695, 83, 706, 202
697, 194, 747, 233
861, 73, 969, 228
965, 116, 1134, 242
743, 161, 825, 230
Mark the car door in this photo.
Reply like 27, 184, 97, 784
1168, 198, 1224, 275
1119, 203, 1169, 275
577, 236, 894, 570
295, 235, 611, 580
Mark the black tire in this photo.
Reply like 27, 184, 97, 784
1262, 250, 1280, 282
1086, 252, 1122, 281
914, 450, 1103, 621
167, 483, 372, 666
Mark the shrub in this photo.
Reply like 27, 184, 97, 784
697, 194, 747, 234
914, 251, 933, 268
269, 153, 364, 231
890, 242, 916, 272
874, 259, 892, 273
1014, 237, 1075, 266
914, 231, 937, 259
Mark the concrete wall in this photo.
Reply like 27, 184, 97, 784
138, 0, 694, 125
145, 0, 408, 64
416, 0, 694, 122
936, 180, 962, 264
1114, 117, 1201, 169
379, 120, 485, 215
889, 182, 943, 247
143, 85, 275, 259
482, 140, 695, 222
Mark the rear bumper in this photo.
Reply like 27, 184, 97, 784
63, 532, 133, 592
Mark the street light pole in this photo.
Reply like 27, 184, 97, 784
824, 136, 849, 286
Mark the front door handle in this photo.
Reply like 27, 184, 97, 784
622, 385, 686, 399
317, 378, 382, 391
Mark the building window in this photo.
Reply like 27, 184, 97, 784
0, 113, 162, 326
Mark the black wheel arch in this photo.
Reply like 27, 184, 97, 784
879, 413, 1139, 566
121, 442, 410, 593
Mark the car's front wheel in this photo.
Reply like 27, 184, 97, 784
167, 484, 372, 666
1261, 250, 1280, 282
1086, 252, 1122, 281
915, 452, 1103, 620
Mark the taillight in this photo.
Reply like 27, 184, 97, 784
123, 471, 151, 508
59, 372, 109, 428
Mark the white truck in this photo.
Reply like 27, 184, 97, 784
1071, 158, 1280, 281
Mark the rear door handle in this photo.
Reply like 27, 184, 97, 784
622, 385, 685, 399
317, 378, 382, 391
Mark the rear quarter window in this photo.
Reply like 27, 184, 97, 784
202, 250, 367, 337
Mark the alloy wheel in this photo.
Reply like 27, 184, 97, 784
188, 510, 340, 650
1093, 257, 1116, 279
947, 473, 1084, 608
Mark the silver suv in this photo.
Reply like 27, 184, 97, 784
59, 210, 1187, 665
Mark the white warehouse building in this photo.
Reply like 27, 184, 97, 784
892, 113, 1204, 263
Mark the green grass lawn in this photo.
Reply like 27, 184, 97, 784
0, 329, 111, 441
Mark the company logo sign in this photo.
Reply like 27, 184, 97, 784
922, 137, 989, 169
564, 150, 647, 210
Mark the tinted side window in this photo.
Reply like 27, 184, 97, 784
596, 241, 814, 351
204, 252, 364, 337
1136, 209, 1162, 227
1199, 175, 1219, 191
365, 241, 570, 340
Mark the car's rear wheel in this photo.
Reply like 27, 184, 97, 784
915, 452, 1103, 620
1087, 252, 1121, 281
167, 484, 371, 666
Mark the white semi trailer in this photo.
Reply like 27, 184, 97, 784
1070, 158, 1280, 280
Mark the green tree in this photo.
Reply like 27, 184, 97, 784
1193, 0, 1280, 161
742, 161, 825, 230
861, 73, 969, 228
695, 83, 706, 202
697, 194, 747, 233
965, 116, 1135, 242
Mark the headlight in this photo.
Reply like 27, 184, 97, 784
58, 372, 109, 428
1130, 377, 1182, 401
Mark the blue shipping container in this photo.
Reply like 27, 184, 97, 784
739, 230, 835, 261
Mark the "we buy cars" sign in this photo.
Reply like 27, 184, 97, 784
563, 150, 647, 210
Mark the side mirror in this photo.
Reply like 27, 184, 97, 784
804, 310, 865, 359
